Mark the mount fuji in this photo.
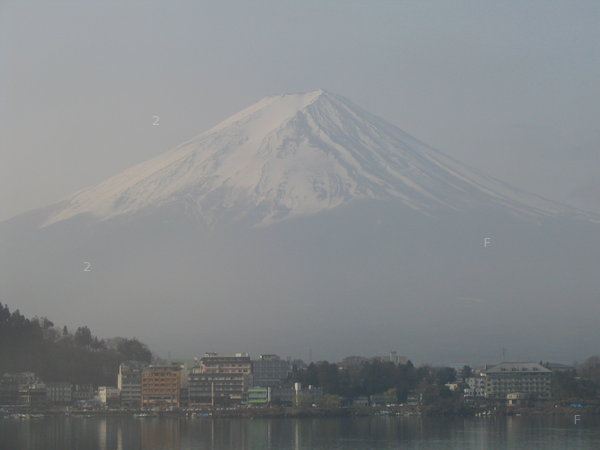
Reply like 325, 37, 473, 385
40, 89, 591, 228
1, 90, 599, 363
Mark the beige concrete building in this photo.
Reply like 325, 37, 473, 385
188, 353, 252, 406
483, 362, 551, 400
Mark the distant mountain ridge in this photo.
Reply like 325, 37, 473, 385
37, 89, 595, 228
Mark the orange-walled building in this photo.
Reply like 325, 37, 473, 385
141, 365, 181, 409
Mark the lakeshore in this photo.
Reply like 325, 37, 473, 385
3, 402, 599, 421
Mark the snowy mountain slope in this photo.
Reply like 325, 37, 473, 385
42, 89, 593, 227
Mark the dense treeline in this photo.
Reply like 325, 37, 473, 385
291, 357, 466, 413
292, 359, 424, 401
551, 359, 600, 401
0, 302, 152, 386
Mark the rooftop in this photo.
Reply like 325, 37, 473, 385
485, 362, 551, 374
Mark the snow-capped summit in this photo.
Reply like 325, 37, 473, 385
43, 89, 585, 227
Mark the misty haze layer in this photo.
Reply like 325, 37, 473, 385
1, 91, 599, 364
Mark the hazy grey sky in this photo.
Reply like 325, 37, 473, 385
2, 0, 599, 221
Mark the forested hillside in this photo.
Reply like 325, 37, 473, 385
0, 302, 152, 386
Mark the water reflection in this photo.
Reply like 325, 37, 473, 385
1, 415, 600, 450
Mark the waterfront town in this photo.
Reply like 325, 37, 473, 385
1, 353, 596, 416
1, 302, 599, 418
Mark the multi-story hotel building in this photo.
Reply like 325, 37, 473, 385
118, 361, 148, 408
483, 362, 552, 400
46, 381, 73, 404
188, 353, 253, 406
141, 365, 181, 409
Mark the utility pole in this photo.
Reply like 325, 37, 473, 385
211, 381, 214, 408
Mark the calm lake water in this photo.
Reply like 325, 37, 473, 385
1, 415, 599, 449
